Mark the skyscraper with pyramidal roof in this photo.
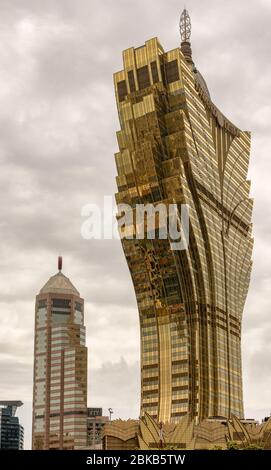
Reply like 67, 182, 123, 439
32, 257, 87, 449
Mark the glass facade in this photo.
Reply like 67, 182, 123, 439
114, 36, 253, 422
0, 402, 24, 450
32, 272, 88, 449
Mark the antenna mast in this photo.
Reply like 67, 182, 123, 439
180, 8, 193, 64
180, 8, 191, 43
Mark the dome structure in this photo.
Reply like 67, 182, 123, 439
194, 69, 211, 99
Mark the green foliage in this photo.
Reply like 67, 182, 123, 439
227, 440, 263, 450
163, 445, 183, 450
227, 440, 240, 450
242, 443, 263, 450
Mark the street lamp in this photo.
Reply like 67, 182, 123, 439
108, 408, 113, 422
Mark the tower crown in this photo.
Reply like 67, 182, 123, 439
180, 8, 191, 42
180, 8, 193, 64
39, 272, 80, 296
39, 258, 80, 296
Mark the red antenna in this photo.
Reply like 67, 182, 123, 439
58, 256, 62, 272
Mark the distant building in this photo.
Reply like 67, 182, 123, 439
32, 257, 88, 450
87, 408, 109, 449
0, 401, 24, 449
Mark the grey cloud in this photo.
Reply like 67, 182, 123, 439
89, 358, 140, 419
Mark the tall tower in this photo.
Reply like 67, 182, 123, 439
32, 257, 88, 449
114, 10, 253, 422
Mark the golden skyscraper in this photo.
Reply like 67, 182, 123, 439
114, 10, 253, 422
32, 257, 87, 449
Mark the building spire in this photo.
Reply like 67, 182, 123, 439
58, 255, 62, 272
179, 8, 194, 64
180, 8, 191, 42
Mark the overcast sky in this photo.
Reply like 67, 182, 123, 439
0, 0, 270, 450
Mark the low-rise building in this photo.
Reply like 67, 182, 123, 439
87, 408, 109, 449
102, 413, 271, 450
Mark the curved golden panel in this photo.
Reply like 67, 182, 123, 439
103, 415, 271, 450
114, 37, 253, 423
102, 419, 139, 442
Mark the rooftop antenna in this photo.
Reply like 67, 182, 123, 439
180, 8, 191, 42
179, 8, 194, 64
58, 256, 62, 272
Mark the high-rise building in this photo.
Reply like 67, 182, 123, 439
0, 401, 24, 450
86, 407, 109, 449
32, 257, 88, 449
114, 10, 253, 422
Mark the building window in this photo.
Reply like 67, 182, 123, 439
36, 330, 47, 353
36, 356, 46, 380
37, 308, 46, 327
137, 66, 150, 90
75, 302, 83, 312
74, 310, 83, 325
165, 60, 180, 84
151, 61, 159, 84
117, 80, 127, 102
52, 299, 70, 308
128, 70, 136, 92
52, 312, 70, 323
